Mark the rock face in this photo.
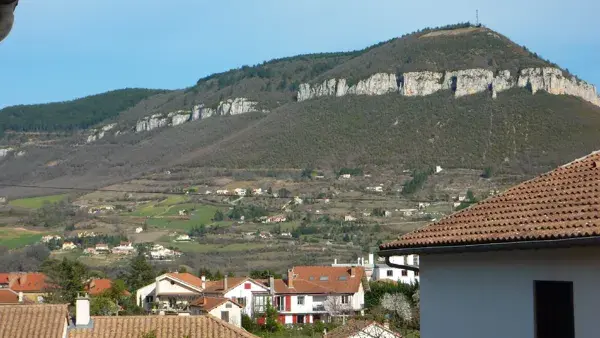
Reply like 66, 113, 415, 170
298, 73, 399, 101
402, 71, 444, 96
217, 97, 259, 115
296, 67, 600, 106
135, 114, 170, 132
170, 111, 190, 126
86, 123, 117, 143
0, 148, 13, 157
454, 69, 494, 97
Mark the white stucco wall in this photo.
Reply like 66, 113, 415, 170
209, 301, 242, 327
221, 280, 269, 317
420, 247, 600, 338
136, 283, 156, 309
156, 278, 200, 296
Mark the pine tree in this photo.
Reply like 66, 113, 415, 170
124, 254, 155, 291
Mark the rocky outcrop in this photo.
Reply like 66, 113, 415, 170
217, 97, 259, 115
454, 69, 494, 97
296, 67, 600, 107
86, 123, 116, 143
517, 67, 600, 106
0, 148, 13, 157
135, 114, 170, 132
170, 111, 190, 126
298, 73, 399, 101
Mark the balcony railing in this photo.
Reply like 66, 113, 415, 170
312, 304, 326, 312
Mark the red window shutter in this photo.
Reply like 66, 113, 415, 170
292, 315, 297, 324
278, 315, 286, 323
307, 315, 312, 323
244, 283, 251, 289
285, 295, 291, 311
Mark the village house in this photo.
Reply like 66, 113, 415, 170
325, 319, 402, 338
95, 243, 110, 253
83, 247, 96, 255
332, 253, 419, 284
339, 174, 351, 180
344, 215, 357, 222
216, 189, 229, 195
252, 188, 264, 195
136, 272, 205, 313
0, 272, 48, 302
84, 278, 131, 296
0, 288, 31, 304
262, 266, 366, 324
190, 297, 243, 327
365, 186, 383, 192
111, 241, 136, 255
280, 232, 292, 238
175, 234, 191, 242
148, 244, 181, 260
379, 151, 600, 338
0, 301, 257, 338
178, 209, 188, 216
135, 227, 144, 233
88, 205, 115, 214
202, 276, 271, 318
399, 209, 418, 217
62, 242, 77, 250
41, 235, 62, 243
234, 188, 247, 196
265, 215, 287, 223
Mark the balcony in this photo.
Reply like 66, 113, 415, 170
312, 304, 326, 312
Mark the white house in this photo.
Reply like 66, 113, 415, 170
325, 319, 402, 338
112, 241, 136, 255
202, 276, 271, 318
176, 234, 191, 242
372, 255, 419, 284
190, 297, 243, 327
135, 227, 144, 233
366, 186, 383, 193
339, 174, 351, 179
379, 151, 600, 338
344, 215, 357, 222
216, 189, 229, 195
136, 272, 204, 313
41, 235, 61, 243
264, 266, 366, 324
234, 188, 247, 196
62, 242, 77, 250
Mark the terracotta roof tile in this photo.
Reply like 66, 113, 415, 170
267, 266, 365, 294
84, 279, 130, 296
7, 272, 47, 292
203, 277, 252, 293
381, 151, 600, 250
190, 296, 242, 312
68, 315, 258, 338
0, 289, 22, 304
0, 304, 69, 338
326, 319, 402, 338
166, 272, 204, 289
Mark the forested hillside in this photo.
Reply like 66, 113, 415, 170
0, 88, 166, 135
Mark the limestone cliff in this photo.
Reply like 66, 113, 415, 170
0, 148, 13, 158
86, 123, 117, 143
297, 67, 600, 106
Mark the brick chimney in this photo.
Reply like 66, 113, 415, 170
201, 275, 206, 289
287, 268, 294, 288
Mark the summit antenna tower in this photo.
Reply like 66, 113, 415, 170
476, 10, 479, 26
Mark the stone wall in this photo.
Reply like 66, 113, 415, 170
297, 67, 600, 107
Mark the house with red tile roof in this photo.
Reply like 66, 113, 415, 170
261, 266, 367, 325
136, 272, 204, 314
190, 296, 243, 327
202, 276, 270, 318
84, 278, 130, 296
0, 288, 33, 304
379, 151, 600, 338
0, 272, 48, 303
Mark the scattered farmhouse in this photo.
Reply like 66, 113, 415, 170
41, 235, 62, 243
344, 215, 357, 222
62, 242, 77, 250
264, 215, 287, 223
216, 189, 229, 195
380, 150, 600, 338
95, 243, 110, 253
365, 186, 383, 193
111, 241, 136, 255
148, 244, 181, 260
176, 234, 192, 242
339, 174, 351, 180
88, 205, 115, 214
234, 188, 247, 196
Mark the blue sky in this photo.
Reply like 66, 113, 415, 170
1, 0, 598, 108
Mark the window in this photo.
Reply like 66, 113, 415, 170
386, 270, 393, 277
297, 296, 305, 305
226, 302, 232, 308
338, 276, 347, 281
319, 276, 329, 281
297, 315, 305, 324
221, 311, 230, 323
309, 276, 315, 280
236, 297, 246, 307
253, 295, 268, 314
145, 295, 153, 303
244, 282, 251, 289
401, 270, 407, 276
414, 271, 419, 277
276, 296, 285, 311
534, 281, 574, 338
413, 256, 419, 266
341, 295, 351, 304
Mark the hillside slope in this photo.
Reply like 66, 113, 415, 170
0, 23, 599, 197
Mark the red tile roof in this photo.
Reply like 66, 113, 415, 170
267, 266, 365, 294
190, 296, 242, 312
326, 320, 402, 338
166, 272, 204, 289
68, 315, 257, 338
0, 289, 33, 304
203, 277, 261, 294
0, 304, 69, 338
84, 279, 130, 296
381, 151, 600, 251
0, 273, 9, 285
7, 273, 48, 292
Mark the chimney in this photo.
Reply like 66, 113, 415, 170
334, 258, 337, 265
76, 293, 91, 326
269, 276, 275, 295
287, 268, 294, 288
223, 275, 228, 291
383, 319, 390, 329
357, 257, 360, 265
18, 292, 23, 303
201, 275, 206, 289
369, 253, 374, 265
350, 267, 356, 277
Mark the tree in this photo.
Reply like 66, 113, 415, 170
264, 298, 283, 332
245, 188, 253, 197
482, 166, 494, 178
324, 295, 352, 323
42, 258, 88, 304
198, 267, 214, 280
267, 187, 273, 195
213, 210, 224, 221
277, 188, 292, 198
124, 254, 156, 291
214, 270, 224, 280
90, 296, 119, 316
381, 293, 413, 323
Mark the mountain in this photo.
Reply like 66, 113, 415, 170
0, 23, 599, 196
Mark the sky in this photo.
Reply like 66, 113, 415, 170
0, 0, 598, 108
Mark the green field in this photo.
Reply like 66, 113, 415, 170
163, 241, 269, 253
9, 194, 69, 209
0, 229, 44, 248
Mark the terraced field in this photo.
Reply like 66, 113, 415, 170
9, 194, 69, 209
0, 228, 46, 248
